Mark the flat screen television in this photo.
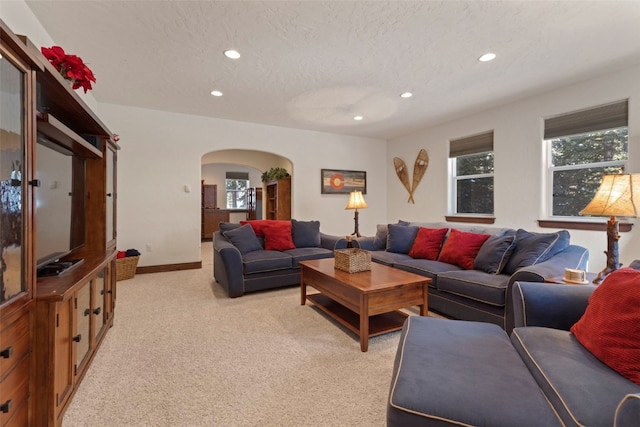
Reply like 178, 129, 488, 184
35, 135, 86, 269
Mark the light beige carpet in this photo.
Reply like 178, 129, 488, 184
62, 244, 416, 427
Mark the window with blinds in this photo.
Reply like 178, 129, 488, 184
545, 100, 628, 217
449, 131, 494, 215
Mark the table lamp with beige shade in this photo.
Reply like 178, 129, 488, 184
580, 174, 640, 283
346, 190, 367, 237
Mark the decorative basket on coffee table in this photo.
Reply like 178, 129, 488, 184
334, 248, 371, 273
116, 256, 139, 281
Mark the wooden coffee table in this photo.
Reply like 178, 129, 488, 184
300, 258, 431, 352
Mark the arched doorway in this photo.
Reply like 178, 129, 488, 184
200, 149, 292, 239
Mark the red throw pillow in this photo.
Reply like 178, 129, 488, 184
408, 227, 449, 260
261, 222, 296, 251
437, 229, 490, 269
240, 220, 289, 237
570, 268, 640, 385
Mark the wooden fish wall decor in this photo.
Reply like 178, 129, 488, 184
393, 149, 429, 203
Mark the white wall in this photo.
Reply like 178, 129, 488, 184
202, 149, 291, 174
100, 104, 388, 266
2, 0, 100, 113
387, 64, 640, 272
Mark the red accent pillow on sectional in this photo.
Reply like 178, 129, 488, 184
437, 229, 490, 269
570, 268, 640, 385
240, 220, 289, 237
261, 221, 296, 251
408, 227, 449, 260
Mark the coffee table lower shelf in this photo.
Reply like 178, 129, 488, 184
307, 293, 409, 338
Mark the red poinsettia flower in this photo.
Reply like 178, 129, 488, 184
40, 45, 96, 93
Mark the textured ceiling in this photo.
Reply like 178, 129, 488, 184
24, 0, 640, 140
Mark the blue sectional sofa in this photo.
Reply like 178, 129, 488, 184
213, 220, 347, 297
387, 279, 640, 427
355, 221, 589, 332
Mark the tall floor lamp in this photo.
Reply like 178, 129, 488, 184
346, 191, 367, 237
580, 174, 640, 284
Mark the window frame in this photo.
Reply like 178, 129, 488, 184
448, 129, 495, 221
545, 156, 628, 220
541, 99, 630, 230
225, 178, 250, 209
449, 151, 495, 217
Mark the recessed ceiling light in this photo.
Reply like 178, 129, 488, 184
478, 52, 496, 62
224, 49, 240, 59
400, 92, 413, 98
354, 115, 363, 121
210, 90, 223, 97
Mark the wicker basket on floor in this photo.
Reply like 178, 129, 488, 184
334, 248, 371, 273
116, 256, 139, 281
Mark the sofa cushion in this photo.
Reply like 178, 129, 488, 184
262, 221, 296, 251
370, 250, 414, 267
474, 233, 517, 274
615, 393, 640, 427
223, 224, 263, 254
240, 220, 289, 237
392, 258, 462, 288
387, 224, 419, 254
219, 222, 241, 234
438, 229, 490, 269
291, 219, 321, 248
373, 224, 389, 250
241, 250, 293, 274
285, 247, 334, 267
404, 221, 512, 237
511, 327, 640, 427
504, 229, 570, 274
570, 268, 640, 385
437, 269, 510, 306
388, 317, 562, 427
408, 227, 448, 260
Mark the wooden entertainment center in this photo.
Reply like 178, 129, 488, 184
1, 21, 118, 426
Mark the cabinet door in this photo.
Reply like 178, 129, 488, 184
106, 145, 116, 248
74, 282, 91, 376
54, 297, 73, 410
0, 42, 29, 310
104, 261, 116, 322
92, 268, 106, 341
202, 184, 217, 208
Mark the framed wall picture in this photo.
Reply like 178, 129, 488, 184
321, 169, 366, 194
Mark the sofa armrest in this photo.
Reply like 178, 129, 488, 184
509, 245, 589, 284
615, 393, 640, 427
354, 236, 376, 250
213, 231, 245, 297
320, 233, 351, 250
505, 244, 589, 332
511, 281, 595, 331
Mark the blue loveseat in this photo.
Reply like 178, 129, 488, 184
387, 280, 640, 427
355, 221, 588, 332
213, 220, 348, 297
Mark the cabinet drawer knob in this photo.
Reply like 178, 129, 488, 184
0, 399, 12, 414
72, 334, 82, 343
0, 346, 13, 359
84, 308, 91, 316
93, 307, 102, 315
